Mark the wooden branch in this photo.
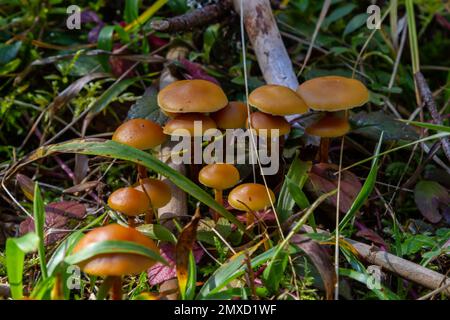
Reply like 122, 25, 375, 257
414, 71, 450, 163
151, 1, 233, 32
301, 225, 450, 296
233, 0, 299, 90
157, 47, 189, 232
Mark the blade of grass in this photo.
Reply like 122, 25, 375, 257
124, 0, 168, 32
12, 138, 246, 232
399, 120, 450, 133
33, 183, 48, 279
339, 132, 384, 230
65, 240, 168, 265
6, 233, 40, 299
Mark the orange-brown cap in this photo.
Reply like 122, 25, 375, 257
210, 101, 248, 129
157, 79, 228, 113
112, 118, 166, 150
108, 187, 150, 216
305, 113, 350, 138
248, 111, 291, 137
134, 178, 172, 209
228, 183, 275, 212
249, 84, 308, 116
199, 164, 240, 190
297, 76, 369, 111
73, 223, 159, 276
163, 113, 217, 136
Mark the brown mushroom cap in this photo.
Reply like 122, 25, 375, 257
108, 187, 150, 217
73, 224, 159, 276
249, 84, 308, 116
134, 178, 172, 209
112, 118, 166, 150
199, 164, 240, 190
305, 113, 350, 138
247, 111, 291, 137
210, 101, 248, 129
297, 76, 369, 111
228, 183, 275, 212
157, 79, 228, 113
163, 113, 217, 136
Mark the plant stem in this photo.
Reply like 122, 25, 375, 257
213, 189, 223, 221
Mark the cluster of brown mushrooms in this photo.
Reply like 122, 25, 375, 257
71, 76, 368, 299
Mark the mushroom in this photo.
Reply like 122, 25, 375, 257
72, 223, 159, 300
134, 178, 172, 224
247, 111, 291, 138
112, 118, 167, 179
297, 76, 369, 162
198, 163, 240, 221
249, 84, 308, 116
108, 187, 150, 227
211, 101, 248, 129
228, 183, 275, 227
157, 79, 228, 114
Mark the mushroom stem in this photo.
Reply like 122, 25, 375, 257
128, 216, 135, 228
145, 207, 154, 224
213, 189, 223, 221
137, 164, 148, 180
246, 211, 255, 229
318, 137, 330, 163
110, 276, 122, 300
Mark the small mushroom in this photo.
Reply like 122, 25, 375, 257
228, 183, 275, 227
112, 118, 167, 179
211, 101, 248, 129
297, 76, 369, 163
199, 163, 240, 221
247, 111, 291, 138
157, 79, 228, 114
134, 178, 172, 224
72, 223, 159, 300
249, 84, 308, 116
163, 113, 217, 136
108, 187, 150, 227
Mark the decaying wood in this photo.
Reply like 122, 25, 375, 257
157, 47, 189, 232
151, 0, 233, 32
233, 0, 299, 90
301, 225, 450, 296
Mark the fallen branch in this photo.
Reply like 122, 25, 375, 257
151, 1, 233, 32
301, 225, 450, 297
415, 71, 450, 162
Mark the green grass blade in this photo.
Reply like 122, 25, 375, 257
399, 120, 450, 133
6, 233, 40, 299
18, 138, 246, 232
64, 240, 168, 265
33, 183, 48, 279
339, 132, 384, 230
184, 252, 197, 300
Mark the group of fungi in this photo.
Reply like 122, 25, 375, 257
72, 75, 369, 299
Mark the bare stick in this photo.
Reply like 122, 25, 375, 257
301, 225, 450, 296
151, 1, 233, 32
233, 0, 298, 90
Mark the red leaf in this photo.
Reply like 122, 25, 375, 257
180, 58, 220, 85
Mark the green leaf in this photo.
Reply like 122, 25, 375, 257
98, 25, 115, 52
277, 156, 311, 223
19, 139, 246, 232
33, 183, 48, 279
126, 87, 168, 125
185, 252, 197, 300
339, 132, 384, 230
0, 58, 21, 75
0, 41, 21, 65
262, 250, 288, 293
203, 24, 219, 63
6, 233, 40, 299
88, 77, 138, 116
64, 240, 168, 265
343, 13, 367, 36
323, 4, 357, 29
124, 0, 139, 24
339, 268, 400, 300
136, 224, 177, 244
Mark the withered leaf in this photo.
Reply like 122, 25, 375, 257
414, 180, 448, 223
